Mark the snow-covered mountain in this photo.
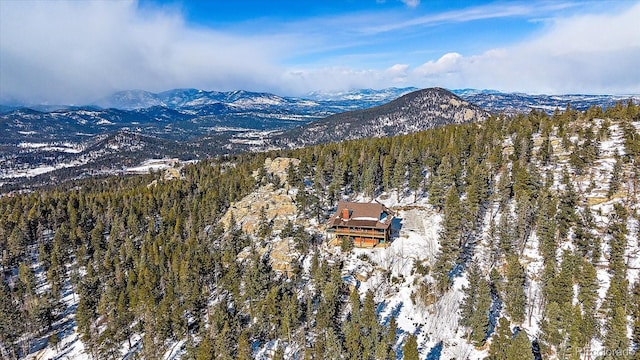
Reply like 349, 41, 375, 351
272, 87, 489, 148
2, 86, 638, 191
94, 90, 165, 110
452, 89, 640, 114
305, 87, 419, 102
95, 89, 314, 111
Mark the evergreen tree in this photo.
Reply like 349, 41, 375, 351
607, 155, 623, 198
48, 332, 61, 352
428, 172, 445, 211
489, 318, 511, 360
506, 330, 533, 360
433, 185, 462, 293
195, 335, 214, 360
324, 326, 344, 359
567, 304, 586, 360
343, 318, 362, 360
403, 334, 419, 360
632, 280, 640, 352
393, 154, 407, 201
237, 329, 252, 360
461, 264, 492, 346
577, 259, 599, 346
272, 344, 285, 360
382, 155, 394, 192
540, 301, 568, 358
0, 281, 22, 359
361, 290, 380, 359
408, 160, 423, 202
503, 256, 526, 324
603, 306, 630, 360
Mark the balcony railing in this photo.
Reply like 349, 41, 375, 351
330, 227, 387, 239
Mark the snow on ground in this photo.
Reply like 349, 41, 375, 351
3, 157, 182, 179
126, 158, 179, 174
362, 208, 442, 278
520, 232, 544, 338
26, 267, 87, 360
339, 193, 490, 359
626, 218, 640, 289
18, 142, 84, 153
163, 339, 187, 360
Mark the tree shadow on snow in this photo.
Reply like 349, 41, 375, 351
425, 341, 443, 360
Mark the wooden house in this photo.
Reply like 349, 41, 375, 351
326, 201, 393, 248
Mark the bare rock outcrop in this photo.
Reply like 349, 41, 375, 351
220, 157, 300, 235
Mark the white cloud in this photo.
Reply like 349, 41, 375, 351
0, 1, 292, 104
401, 0, 420, 9
415, 53, 462, 76
281, 63, 412, 94
361, 2, 575, 35
409, 2, 640, 94
0, 1, 638, 104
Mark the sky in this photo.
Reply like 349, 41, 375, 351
1, 0, 639, 104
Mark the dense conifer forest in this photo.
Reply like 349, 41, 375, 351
1, 101, 639, 359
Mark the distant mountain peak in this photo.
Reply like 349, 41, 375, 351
94, 89, 164, 110
305, 86, 419, 101
272, 87, 489, 148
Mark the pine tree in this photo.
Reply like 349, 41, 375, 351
272, 344, 285, 360
461, 264, 492, 346
324, 327, 344, 359
382, 155, 394, 192
540, 301, 567, 358
0, 281, 22, 359
474, 280, 492, 343
503, 256, 526, 324
361, 290, 380, 359
577, 259, 598, 345
362, 153, 380, 198
506, 330, 533, 360
567, 304, 586, 360
343, 318, 362, 359
489, 318, 511, 360
408, 161, 423, 202
603, 306, 630, 359
403, 334, 419, 360
556, 178, 577, 239
461, 265, 480, 324
607, 155, 623, 198
349, 289, 361, 324
387, 316, 398, 349
428, 173, 445, 211
195, 335, 214, 360
393, 154, 407, 201
433, 185, 462, 293
48, 332, 61, 352
237, 329, 252, 360
631, 280, 640, 355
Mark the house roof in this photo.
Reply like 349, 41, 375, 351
328, 201, 392, 230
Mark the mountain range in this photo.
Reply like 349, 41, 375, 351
1, 86, 638, 191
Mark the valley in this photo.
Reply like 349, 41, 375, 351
1, 88, 637, 192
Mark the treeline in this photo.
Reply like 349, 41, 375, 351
0, 100, 639, 359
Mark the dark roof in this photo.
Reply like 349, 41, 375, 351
328, 201, 392, 230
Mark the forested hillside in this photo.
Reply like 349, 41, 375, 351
1, 101, 639, 359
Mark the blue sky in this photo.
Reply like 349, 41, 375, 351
1, 0, 639, 104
